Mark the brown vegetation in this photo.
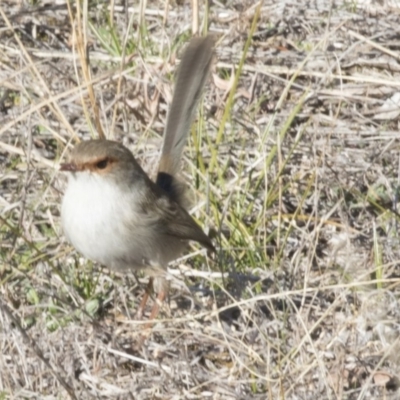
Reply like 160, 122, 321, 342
1, 1, 400, 398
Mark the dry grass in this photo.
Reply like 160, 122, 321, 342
2, 0, 400, 399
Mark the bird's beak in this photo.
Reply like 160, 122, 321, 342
60, 162, 77, 172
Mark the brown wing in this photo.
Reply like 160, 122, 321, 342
154, 196, 215, 252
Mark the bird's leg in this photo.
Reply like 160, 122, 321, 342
149, 276, 170, 320
138, 289, 166, 344
136, 277, 154, 319
148, 289, 167, 322
137, 277, 170, 344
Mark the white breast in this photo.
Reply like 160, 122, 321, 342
61, 172, 144, 269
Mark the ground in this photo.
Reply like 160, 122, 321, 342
1, 0, 400, 399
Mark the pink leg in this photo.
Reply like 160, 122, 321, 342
136, 278, 153, 320
138, 289, 167, 345
148, 289, 167, 322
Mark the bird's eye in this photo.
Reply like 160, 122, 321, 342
96, 159, 108, 169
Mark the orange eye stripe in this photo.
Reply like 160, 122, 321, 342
84, 157, 117, 171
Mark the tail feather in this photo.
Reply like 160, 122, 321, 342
156, 36, 214, 204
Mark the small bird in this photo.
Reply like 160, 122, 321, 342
60, 36, 215, 320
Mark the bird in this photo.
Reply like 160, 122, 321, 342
60, 36, 215, 322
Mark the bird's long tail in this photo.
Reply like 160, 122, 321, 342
156, 35, 214, 205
